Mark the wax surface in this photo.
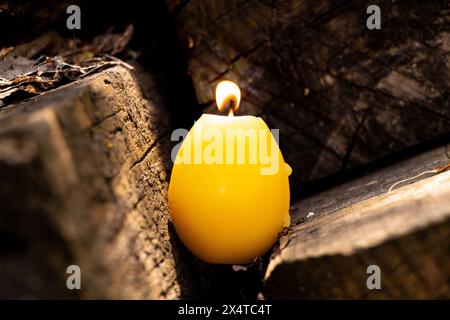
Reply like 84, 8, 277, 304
169, 114, 291, 264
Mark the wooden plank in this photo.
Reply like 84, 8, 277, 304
290, 143, 450, 224
168, 0, 450, 190
265, 169, 450, 299
0, 66, 198, 299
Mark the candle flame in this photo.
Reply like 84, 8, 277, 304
215, 80, 241, 116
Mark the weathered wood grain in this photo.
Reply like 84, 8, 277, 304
290, 142, 450, 224
168, 0, 450, 190
265, 169, 450, 299
0, 66, 197, 299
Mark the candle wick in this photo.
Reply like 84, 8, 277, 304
227, 99, 235, 117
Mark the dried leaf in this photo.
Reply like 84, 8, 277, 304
0, 55, 133, 106
0, 24, 135, 107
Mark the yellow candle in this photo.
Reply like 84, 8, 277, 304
168, 81, 291, 264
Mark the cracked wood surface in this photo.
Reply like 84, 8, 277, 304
264, 146, 450, 299
290, 142, 450, 224
168, 0, 450, 191
0, 66, 197, 299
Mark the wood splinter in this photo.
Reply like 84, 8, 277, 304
388, 162, 450, 193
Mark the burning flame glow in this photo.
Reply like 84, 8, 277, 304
215, 80, 241, 116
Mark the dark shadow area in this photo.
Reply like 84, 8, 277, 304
295, 131, 450, 200
0, 155, 78, 299
77, 0, 203, 129
168, 222, 266, 300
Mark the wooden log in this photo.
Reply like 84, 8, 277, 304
168, 0, 450, 189
0, 66, 197, 299
264, 149, 450, 299
290, 142, 450, 224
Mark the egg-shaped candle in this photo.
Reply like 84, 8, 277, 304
168, 80, 291, 264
